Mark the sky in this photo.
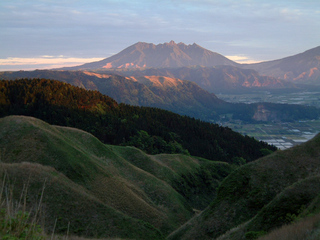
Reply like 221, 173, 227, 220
1, 0, 320, 70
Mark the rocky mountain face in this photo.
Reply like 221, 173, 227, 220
113, 66, 297, 93
242, 46, 320, 85
63, 41, 239, 70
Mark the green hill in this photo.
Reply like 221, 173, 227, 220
168, 133, 320, 240
0, 115, 234, 238
0, 78, 275, 163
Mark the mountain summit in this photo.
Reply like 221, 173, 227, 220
67, 41, 239, 69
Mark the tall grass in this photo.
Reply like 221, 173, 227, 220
0, 171, 46, 239
0, 171, 126, 240
258, 213, 320, 240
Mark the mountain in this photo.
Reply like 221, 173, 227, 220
58, 42, 320, 88
113, 65, 297, 93
0, 115, 235, 238
168, 133, 320, 240
243, 46, 320, 85
62, 41, 239, 70
1, 70, 319, 122
0, 69, 224, 120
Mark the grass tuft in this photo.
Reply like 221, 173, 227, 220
0, 171, 45, 239
258, 213, 320, 240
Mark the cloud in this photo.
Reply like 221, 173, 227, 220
0, 56, 104, 66
226, 55, 262, 64
1, 0, 319, 65
0, 56, 104, 71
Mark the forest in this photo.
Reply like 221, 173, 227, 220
1, 70, 319, 123
0, 78, 276, 163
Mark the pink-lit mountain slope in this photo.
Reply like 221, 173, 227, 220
65, 41, 239, 70
242, 46, 320, 84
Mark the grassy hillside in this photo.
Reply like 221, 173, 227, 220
168, 132, 320, 240
0, 78, 275, 163
112, 147, 235, 209
0, 115, 234, 238
0, 163, 163, 240
257, 213, 320, 240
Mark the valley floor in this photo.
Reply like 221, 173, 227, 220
221, 120, 320, 150
216, 90, 320, 108
217, 91, 320, 149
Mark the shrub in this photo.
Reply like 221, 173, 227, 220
245, 231, 266, 240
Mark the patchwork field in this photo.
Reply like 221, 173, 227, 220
217, 91, 320, 149
216, 91, 320, 108
222, 120, 320, 150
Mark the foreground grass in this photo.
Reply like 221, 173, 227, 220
0, 173, 45, 239
0, 172, 152, 240
168, 132, 320, 240
258, 213, 320, 240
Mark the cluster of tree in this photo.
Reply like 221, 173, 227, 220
125, 130, 190, 155
0, 79, 276, 163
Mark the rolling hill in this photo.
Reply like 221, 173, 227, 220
0, 115, 235, 238
0, 78, 275, 163
168, 132, 320, 240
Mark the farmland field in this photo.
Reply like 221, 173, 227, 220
217, 91, 320, 149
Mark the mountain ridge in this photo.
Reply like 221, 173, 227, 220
63, 41, 239, 70
241, 46, 320, 84
1, 70, 319, 123
57, 41, 320, 88
115, 66, 297, 93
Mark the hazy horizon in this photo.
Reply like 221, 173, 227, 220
1, 0, 319, 71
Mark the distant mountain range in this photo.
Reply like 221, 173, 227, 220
111, 66, 296, 93
60, 41, 320, 90
242, 46, 320, 84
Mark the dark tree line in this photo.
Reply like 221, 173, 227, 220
0, 79, 276, 163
